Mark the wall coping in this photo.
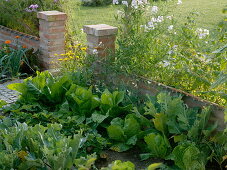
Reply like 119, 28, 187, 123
0, 25, 39, 41
83, 24, 118, 36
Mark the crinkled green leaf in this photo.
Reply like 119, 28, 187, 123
144, 133, 170, 159
107, 125, 125, 142
123, 115, 141, 137
92, 112, 108, 124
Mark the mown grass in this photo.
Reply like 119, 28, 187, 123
73, 0, 226, 29
66, 0, 226, 43
171, 0, 226, 29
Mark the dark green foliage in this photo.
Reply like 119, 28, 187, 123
81, 0, 112, 7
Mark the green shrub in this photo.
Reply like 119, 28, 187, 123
0, 0, 60, 35
81, 0, 112, 7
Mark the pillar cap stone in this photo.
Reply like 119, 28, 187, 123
37, 11, 67, 22
83, 24, 118, 36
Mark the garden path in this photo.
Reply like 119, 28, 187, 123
0, 79, 22, 104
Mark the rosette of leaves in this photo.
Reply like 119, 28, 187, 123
100, 89, 132, 118
107, 113, 151, 152
171, 142, 206, 170
143, 133, 171, 159
66, 84, 100, 116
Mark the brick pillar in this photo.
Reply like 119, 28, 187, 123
37, 11, 67, 69
83, 24, 118, 57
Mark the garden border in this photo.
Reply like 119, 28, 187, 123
82, 24, 225, 130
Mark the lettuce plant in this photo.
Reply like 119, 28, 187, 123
144, 133, 171, 159
0, 118, 81, 169
107, 113, 151, 152
171, 142, 206, 170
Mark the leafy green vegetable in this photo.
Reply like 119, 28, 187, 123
0, 119, 81, 169
107, 114, 146, 151
172, 142, 205, 170
144, 133, 170, 159
100, 89, 131, 117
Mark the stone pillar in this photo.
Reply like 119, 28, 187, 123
37, 11, 67, 69
83, 24, 118, 57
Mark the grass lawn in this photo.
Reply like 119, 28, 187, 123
73, 0, 226, 30
67, 0, 226, 42
171, 0, 226, 29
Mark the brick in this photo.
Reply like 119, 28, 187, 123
40, 38, 65, 46
39, 26, 65, 33
39, 32, 65, 40
39, 20, 65, 27
40, 44, 65, 52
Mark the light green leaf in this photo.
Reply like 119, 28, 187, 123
91, 112, 108, 124
147, 163, 163, 170
101, 89, 113, 106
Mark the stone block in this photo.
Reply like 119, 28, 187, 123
37, 11, 67, 22
83, 24, 118, 37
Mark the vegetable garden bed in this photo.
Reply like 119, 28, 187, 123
0, 71, 226, 169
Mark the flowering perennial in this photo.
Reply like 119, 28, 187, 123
25, 4, 39, 12
196, 28, 209, 39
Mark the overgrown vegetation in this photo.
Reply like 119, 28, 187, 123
101, 0, 227, 106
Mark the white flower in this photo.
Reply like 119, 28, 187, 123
151, 6, 158, 13
203, 29, 209, 35
151, 16, 164, 23
173, 45, 178, 50
177, 0, 182, 5
168, 25, 174, 31
196, 28, 209, 39
131, 0, 138, 9
157, 16, 164, 22
122, 1, 128, 7
131, 0, 146, 9
93, 49, 98, 55
163, 60, 170, 67
112, 0, 119, 4
166, 15, 173, 20
168, 50, 174, 55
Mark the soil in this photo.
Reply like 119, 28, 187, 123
95, 149, 163, 169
